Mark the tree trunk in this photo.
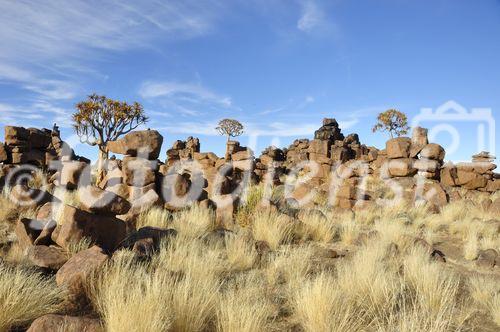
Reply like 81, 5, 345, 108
96, 147, 108, 188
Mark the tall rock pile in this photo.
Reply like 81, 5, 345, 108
3, 126, 51, 166
441, 152, 498, 192
284, 139, 309, 167
105, 130, 163, 207
256, 146, 286, 185
165, 136, 200, 168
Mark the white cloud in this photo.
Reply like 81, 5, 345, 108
0, 0, 221, 62
139, 81, 232, 108
0, 101, 73, 127
297, 0, 324, 32
258, 95, 315, 115
0, 0, 223, 101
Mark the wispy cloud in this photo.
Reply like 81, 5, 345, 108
0, 101, 72, 127
0, 0, 221, 62
259, 95, 315, 115
139, 80, 234, 117
297, 0, 325, 32
0, 0, 224, 101
139, 81, 232, 107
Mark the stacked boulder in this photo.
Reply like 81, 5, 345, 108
165, 136, 200, 168
3, 126, 51, 166
284, 139, 309, 167
384, 137, 417, 178
332, 161, 371, 210
255, 146, 286, 185
105, 130, 163, 210
441, 152, 498, 192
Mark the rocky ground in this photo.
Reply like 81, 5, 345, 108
0, 182, 499, 332
0, 119, 499, 331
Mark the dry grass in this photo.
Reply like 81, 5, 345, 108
136, 206, 171, 229
216, 272, 274, 332
224, 234, 257, 271
293, 272, 362, 331
0, 265, 65, 331
3, 178, 500, 331
298, 210, 336, 243
252, 211, 293, 250
171, 204, 215, 239
89, 251, 172, 332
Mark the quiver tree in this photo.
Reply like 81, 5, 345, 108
73, 94, 148, 184
216, 119, 244, 159
372, 109, 410, 138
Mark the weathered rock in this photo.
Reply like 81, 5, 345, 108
214, 194, 239, 227
472, 151, 495, 163
118, 227, 177, 249
0, 143, 7, 163
416, 182, 448, 207
122, 156, 157, 187
56, 246, 109, 303
10, 184, 56, 208
52, 204, 126, 251
337, 184, 358, 200
388, 158, 417, 177
27, 245, 68, 270
414, 159, 440, 173
33, 219, 57, 246
27, 314, 103, 332
107, 130, 163, 159
15, 218, 50, 248
59, 161, 90, 189
232, 149, 254, 161
440, 163, 457, 187
411, 127, 428, 147
78, 186, 130, 215
308, 139, 329, 156
420, 143, 445, 161
456, 170, 488, 189
386, 137, 411, 159
5, 126, 29, 145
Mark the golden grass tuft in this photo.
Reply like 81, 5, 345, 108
252, 211, 293, 250
0, 265, 65, 331
136, 206, 171, 229
171, 204, 215, 239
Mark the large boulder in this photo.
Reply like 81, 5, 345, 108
388, 158, 417, 177
440, 163, 457, 187
51, 204, 126, 251
414, 159, 440, 173
122, 156, 157, 187
58, 161, 91, 189
411, 127, 428, 147
27, 314, 103, 332
56, 246, 109, 304
386, 137, 412, 159
420, 143, 445, 161
107, 130, 163, 159
78, 186, 130, 215
415, 182, 448, 207
4, 126, 29, 145
27, 245, 68, 270
456, 170, 488, 189
308, 139, 329, 156
15, 218, 47, 248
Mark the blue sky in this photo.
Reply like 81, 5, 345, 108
0, 0, 498, 163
